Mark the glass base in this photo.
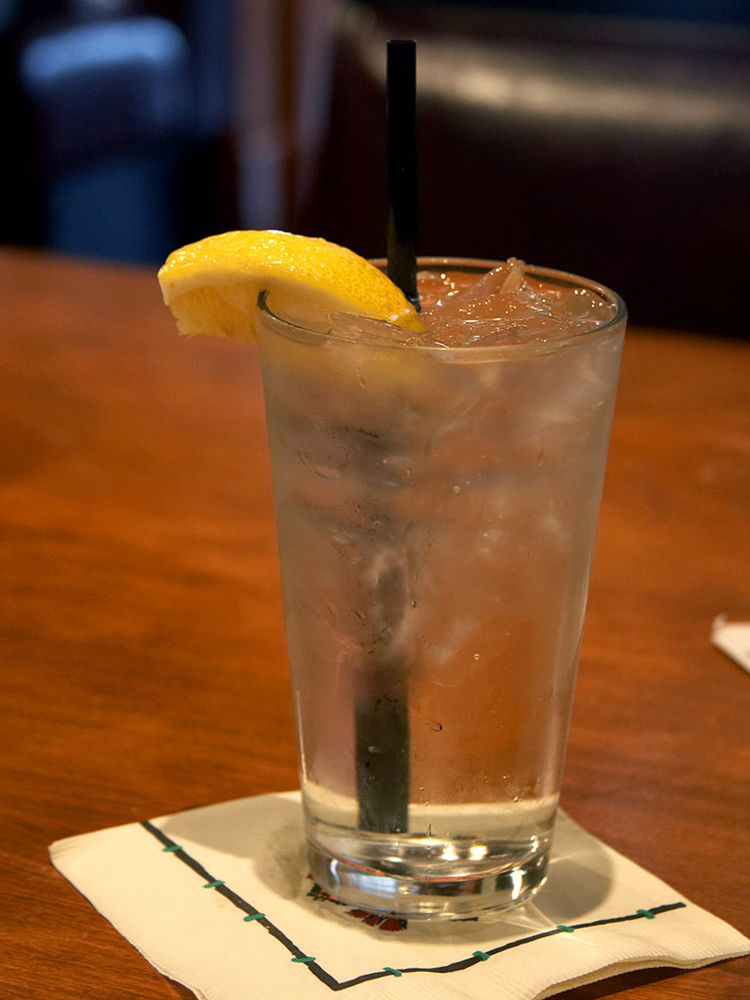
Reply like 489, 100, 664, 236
308, 841, 549, 921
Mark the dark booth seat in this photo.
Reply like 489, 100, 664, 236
16, 14, 192, 264
3, 1, 232, 265
305, 2, 750, 334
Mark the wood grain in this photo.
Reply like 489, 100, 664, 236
1, 248, 748, 999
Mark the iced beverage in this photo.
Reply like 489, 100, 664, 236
256, 258, 626, 919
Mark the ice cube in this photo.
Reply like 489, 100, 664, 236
419, 261, 615, 348
325, 312, 424, 346
420, 260, 537, 346
327, 262, 616, 351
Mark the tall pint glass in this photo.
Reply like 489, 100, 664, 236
255, 259, 626, 919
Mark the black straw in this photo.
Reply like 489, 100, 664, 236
355, 552, 410, 835
386, 40, 419, 309
353, 41, 418, 837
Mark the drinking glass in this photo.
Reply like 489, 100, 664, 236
255, 259, 626, 919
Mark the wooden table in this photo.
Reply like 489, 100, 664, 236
2, 248, 748, 999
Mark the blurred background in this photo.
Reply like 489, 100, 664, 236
1, 0, 748, 332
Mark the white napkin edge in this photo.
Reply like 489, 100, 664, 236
48, 794, 750, 1000
536, 953, 729, 999
711, 615, 750, 674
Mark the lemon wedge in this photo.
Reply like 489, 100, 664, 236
158, 230, 418, 341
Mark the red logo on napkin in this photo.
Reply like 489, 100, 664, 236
306, 878, 407, 932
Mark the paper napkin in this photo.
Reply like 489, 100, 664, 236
712, 616, 750, 675
50, 792, 749, 1000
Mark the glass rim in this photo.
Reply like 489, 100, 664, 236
256, 257, 627, 357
